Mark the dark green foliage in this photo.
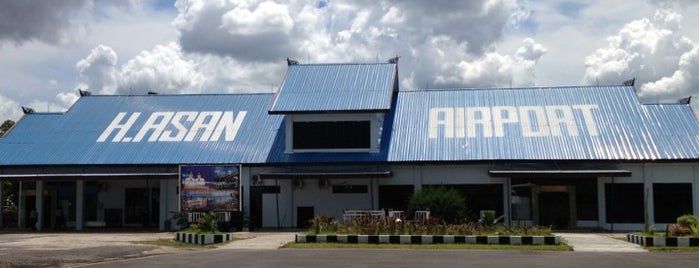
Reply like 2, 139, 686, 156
407, 186, 466, 223
189, 211, 219, 234
0, 119, 14, 137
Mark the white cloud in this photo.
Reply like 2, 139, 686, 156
118, 42, 206, 94
431, 38, 547, 88
76, 45, 119, 94
220, 1, 294, 35
0, 93, 22, 122
583, 9, 697, 102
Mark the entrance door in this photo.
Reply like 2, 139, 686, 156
296, 206, 314, 229
250, 186, 263, 229
124, 188, 159, 227
538, 192, 570, 229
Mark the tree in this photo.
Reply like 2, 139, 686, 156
407, 186, 467, 223
1, 120, 18, 213
0, 119, 14, 137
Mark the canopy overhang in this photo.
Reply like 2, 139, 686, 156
256, 171, 392, 180
488, 162, 631, 179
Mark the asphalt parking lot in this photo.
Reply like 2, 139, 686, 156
0, 232, 187, 267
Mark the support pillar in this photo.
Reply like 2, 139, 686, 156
0, 180, 4, 229
159, 179, 168, 231
18, 181, 25, 229
76, 180, 84, 231
35, 180, 43, 231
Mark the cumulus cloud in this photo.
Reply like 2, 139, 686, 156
76, 43, 207, 95
76, 45, 119, 94
433, 38, 547, 88
171, 0, 535, 90
0, 0, 90, 46
583, 9, 697, 101
0, 93, 22, 122
118, 42, 206, 94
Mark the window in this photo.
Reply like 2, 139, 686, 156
605, 183, 643, 223
653, 183, 693, 223
576, 180, 598, 220
332, 185, 368, 194
293, 121, 370, 150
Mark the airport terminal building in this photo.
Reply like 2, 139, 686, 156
1, 61, 698, 231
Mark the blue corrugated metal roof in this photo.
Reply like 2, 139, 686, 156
640, 104, 699, 159
388, 86, 699, 161
0, 94, 283, 165
269, 63, 397, 113
2, 85, 698, 167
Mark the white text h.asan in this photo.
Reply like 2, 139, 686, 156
97, 111, 247, 142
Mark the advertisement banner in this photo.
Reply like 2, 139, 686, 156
180, 165, 241, 212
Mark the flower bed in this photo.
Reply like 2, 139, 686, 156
627, 233, 699, 247
174, 232, 233, 245
296, 234, 560, 245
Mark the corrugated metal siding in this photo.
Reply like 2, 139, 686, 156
388, 86, 699, 161
269, 63, 396, 113
640, 104, 699, 159
0, 94, 283, 165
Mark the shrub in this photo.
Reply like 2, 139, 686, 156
407, 186, 466, 223
189, 211, 219, 234
676, 214, 699, 235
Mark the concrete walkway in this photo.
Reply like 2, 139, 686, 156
222, 232, 297, 250
556, 233, 647, 252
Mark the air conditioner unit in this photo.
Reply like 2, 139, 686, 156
318, 179, 329, 188
292, 179, 304, 189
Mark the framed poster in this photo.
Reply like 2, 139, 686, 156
179, 165, 241, 212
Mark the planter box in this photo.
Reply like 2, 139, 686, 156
627, 233, 699, 247
175, 232, 234, 245
296, 234, 559, 245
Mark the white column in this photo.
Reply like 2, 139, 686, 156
35, 180, 43, 231
241, 166, 251, 228
597, 177, 607, 229
159, 178, 168, 231
0, 180, 4, 229
643, 164, 654, 229
694, 165, 699, 216
18, 181, 25, 228
76, 180, 84, 231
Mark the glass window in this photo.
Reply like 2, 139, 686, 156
605, 183, 643, 223
332, 185, 368, 194
576, 180, 598, 220
293, 121, 370, 149
653, 183, 693, 223
511, 185, 531, 221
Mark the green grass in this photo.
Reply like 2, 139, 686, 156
283, 242, 571, 251
647, 246, 699, 252
132, 239, 221, 250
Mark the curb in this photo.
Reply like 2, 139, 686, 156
627, 234, 699, 247
296, 234, 559, 245
174, 232, 234, 245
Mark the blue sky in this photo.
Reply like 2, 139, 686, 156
1, 0, 698, 121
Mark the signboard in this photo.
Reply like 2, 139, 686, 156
180, 165, 241, 212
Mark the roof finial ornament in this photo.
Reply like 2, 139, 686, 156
21, 106, 35, 114
286, 58, 299, 66
388, 56, 400, 64
679, 96, 691, 104
78, 89, 91, 96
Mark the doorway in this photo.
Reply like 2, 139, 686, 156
538, 192, 570, 229
296, 206, 314, 229
532, 185, 576, 229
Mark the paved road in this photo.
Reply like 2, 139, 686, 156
2, 231, 697, 267
85, 249, 699, 268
